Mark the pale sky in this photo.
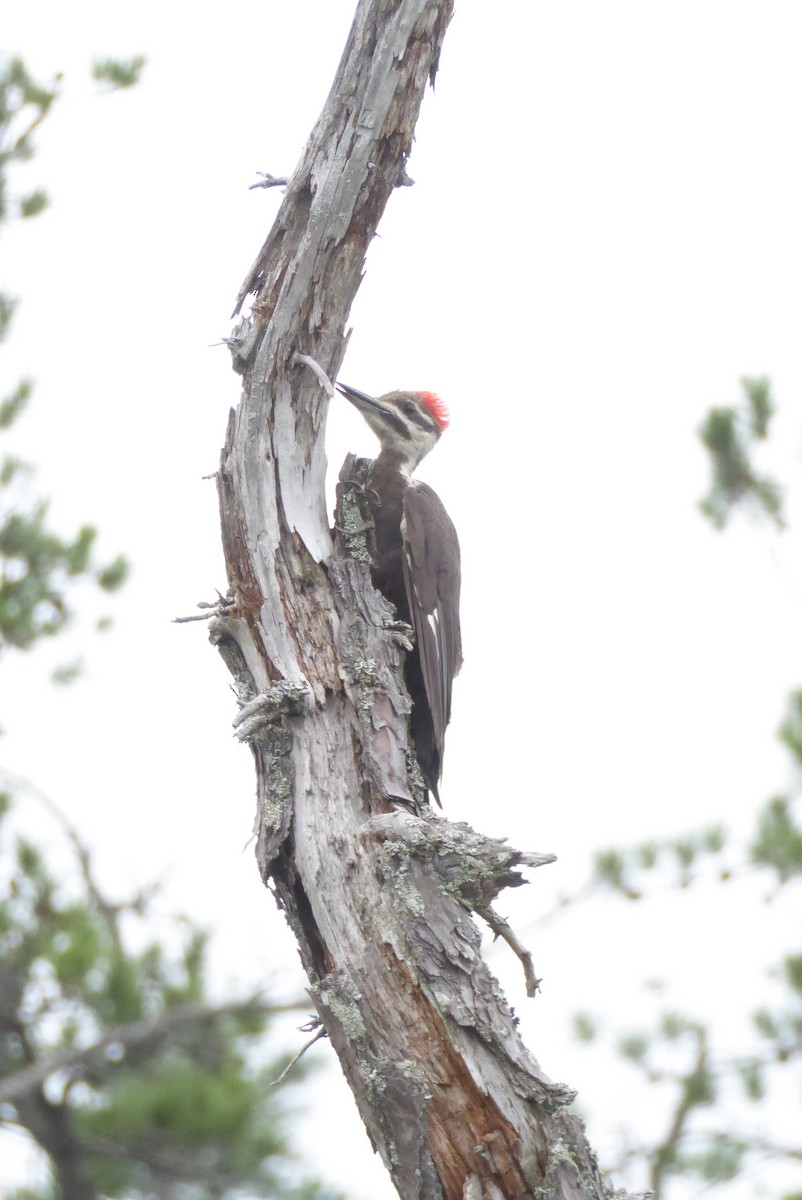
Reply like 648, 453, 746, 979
3, 3, 802, 1197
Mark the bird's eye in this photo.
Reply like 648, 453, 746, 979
401, 400, 416, 416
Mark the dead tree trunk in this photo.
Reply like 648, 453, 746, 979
212, 2, 616, 1196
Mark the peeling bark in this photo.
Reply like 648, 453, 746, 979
213, 2, 626, 1196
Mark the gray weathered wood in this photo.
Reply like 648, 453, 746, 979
213, 1, 624, 1195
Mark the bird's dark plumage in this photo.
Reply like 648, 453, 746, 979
337, 383, 462, 802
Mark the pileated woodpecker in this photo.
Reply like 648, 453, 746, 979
336, 383, 462, 803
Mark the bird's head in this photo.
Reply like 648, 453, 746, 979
336, 383, 449, 473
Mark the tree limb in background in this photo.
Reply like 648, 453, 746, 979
0, 789, 321, 1200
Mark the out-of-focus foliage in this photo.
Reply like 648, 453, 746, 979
92, 56, 146, 90
1, 55, 129, 664
567, 381, 802, 1198
0, 791, 336, 1200
592, 824, 728, 897
0, 466, 129, 651
582, 701, 802, 1197
697, 376, 784, 530
0, 55, 59, 224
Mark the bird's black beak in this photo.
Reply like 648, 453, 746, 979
336, 382, 383, 415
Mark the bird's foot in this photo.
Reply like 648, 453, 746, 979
384, 617, 414, 651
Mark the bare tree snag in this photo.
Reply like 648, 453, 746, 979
213, 2, 622, 1196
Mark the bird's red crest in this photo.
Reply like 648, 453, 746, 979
416, 391, 449, 430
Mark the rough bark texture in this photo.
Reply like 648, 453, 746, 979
213, 2, 616, 1196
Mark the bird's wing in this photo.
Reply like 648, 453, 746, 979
401, 482, 463, 755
